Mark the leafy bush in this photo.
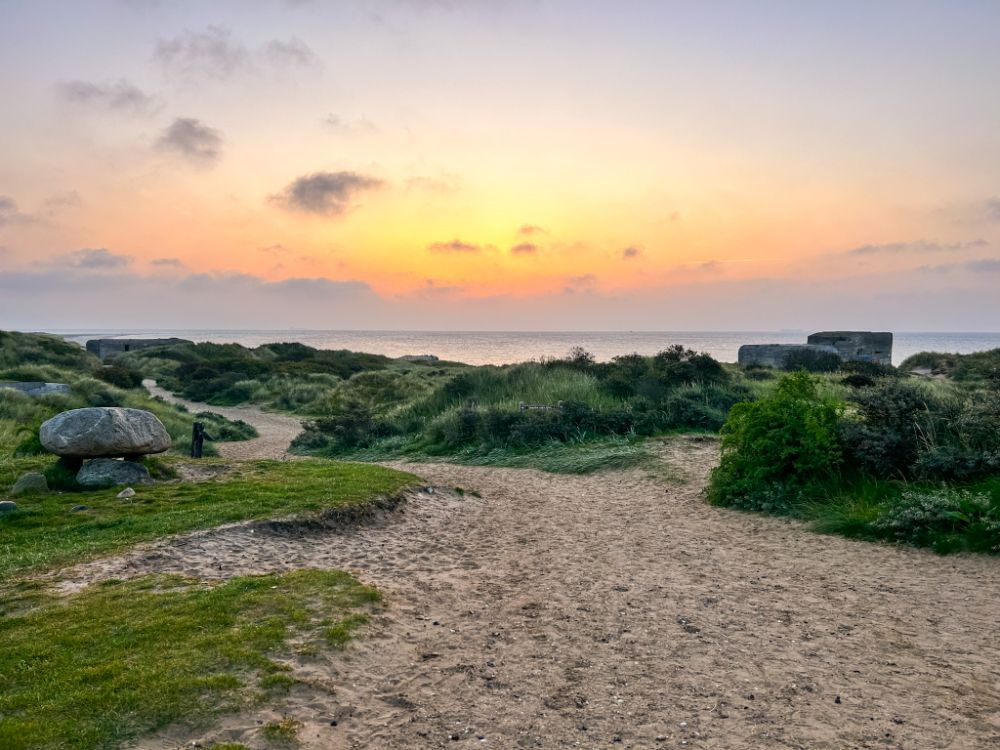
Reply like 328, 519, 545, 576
95, 365, 143, 389
840, 360, 899, 379
194, 412, 259, 442
708, 372, 842, 512
839, 379, 936, 479
873, 488, 1000, 552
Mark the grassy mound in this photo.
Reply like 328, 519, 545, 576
899, 347, 1000, 382
0, 459, 417, 578
0, 330, 97, 371
0, 570, 380, 750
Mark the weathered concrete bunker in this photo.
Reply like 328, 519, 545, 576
806, 331, 892, 365
86, 338, 192, 362
738, 331, 892, 368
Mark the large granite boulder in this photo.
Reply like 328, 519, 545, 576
12, 471, 48, 495
76, 459, 152, 488
40, 407, 171, 459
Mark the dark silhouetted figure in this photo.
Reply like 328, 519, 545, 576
190, 422, 214, 458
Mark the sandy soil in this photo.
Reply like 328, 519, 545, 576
59, 437, 1000, 750
143, 379, 303, 460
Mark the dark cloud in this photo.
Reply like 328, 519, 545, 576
154, 26, 248, 79
848, 239, 987, 256
57, 248, 133, 270
265, 38, 320, 68
156, 118, 223, 165
271, 171, 384, 216
518, 224, 546, 236
986, 199, 1000, 221
428, 239, 480, 253
56, 79, 159, 115
510, 242, 538, 255
622, 246, 641, 259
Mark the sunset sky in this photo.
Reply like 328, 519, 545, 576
2, 0, 999, 330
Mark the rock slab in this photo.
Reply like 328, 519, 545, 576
0, 500, 17, 513
12, 471, 48, 495
40, 407, 171, 458
76, 459, 152, 488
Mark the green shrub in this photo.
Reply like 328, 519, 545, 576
873, 488, 1000, 553
95, 365, 143, 389
194, 412, 259, 442
708, 372, 842, 512
839, 379, 937, 479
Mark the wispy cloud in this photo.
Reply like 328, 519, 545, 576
518, 224, 547, 236
0, 196, 24, 226
50, 248, 134, 270
270, 171, 384, 216
156, 118, 223, 165
155, 26, 320, 79
622, 246, 641, 259
265, 38, 321, 69
428, 239, 481, 253
510, 242, 538, 255
918, 257, 1000, 274
322, 114, 378, 135
847, 239, 988, 256
155, 26, 248, 78
56, 79, 159, 115
151, 257, 184, 268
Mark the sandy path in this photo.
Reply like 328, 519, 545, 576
63, 438, 1000, 749
143, 379, 303, 460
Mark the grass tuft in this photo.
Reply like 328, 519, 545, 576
0, 570, 379, 750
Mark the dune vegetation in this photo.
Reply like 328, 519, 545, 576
708, 365, 1000, 554
1, 332, 422, 750
286, 345, 758, 470
120, 340, 467, 413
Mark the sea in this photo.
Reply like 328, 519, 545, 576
52, 330, 1000, 367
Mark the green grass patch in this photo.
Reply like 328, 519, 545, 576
334, 435, 653, 474
0, 569, 380, 750
0, 459, 417, 579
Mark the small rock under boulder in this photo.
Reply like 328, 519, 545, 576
40, 407, 171, 459
76, 458, 152, 488
12, 471, 48, 496
0, 500, 17, 513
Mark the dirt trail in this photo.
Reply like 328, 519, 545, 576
143, 379, 303, 460
65, 438, 1000, 749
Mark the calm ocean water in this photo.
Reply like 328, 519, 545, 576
53, 330, 1000, 367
